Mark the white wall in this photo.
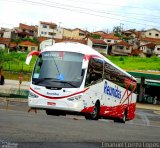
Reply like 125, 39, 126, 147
144, 29, 160, 39
154, 45, 160, 55
3, 31, 11, 38
53, 27, 63, 39
39, 39, 55, 51
0, 44, 5, 49
87, 38, 93, 47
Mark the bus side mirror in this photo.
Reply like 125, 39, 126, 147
26, 51, 40, 65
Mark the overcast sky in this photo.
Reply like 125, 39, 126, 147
0, 0, 160, 32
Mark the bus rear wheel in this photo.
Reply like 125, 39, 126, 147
114, 110, 127, 123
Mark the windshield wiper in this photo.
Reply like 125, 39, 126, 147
49, 80, 77, 88
33, 78, 58, 85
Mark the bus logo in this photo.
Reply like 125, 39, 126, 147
104, 81, 121, 99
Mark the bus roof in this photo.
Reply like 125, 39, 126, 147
43, 42, 136, 81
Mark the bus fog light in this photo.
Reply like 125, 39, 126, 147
29, 91, 38, 98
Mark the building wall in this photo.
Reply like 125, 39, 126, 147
3, 31, 11, 38
0, 44, 5, 49
63, 28, 86, 39
112, 45, 132, 54
19, 45, 38, 51
87, 38, 93, 47
154, 45, 160, 55
53, 27, 63, 39
38, 22, 57, 38
39, 39, 55, 51
144, 29, 160, 39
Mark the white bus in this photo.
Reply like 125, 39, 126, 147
26, 42, 137, 123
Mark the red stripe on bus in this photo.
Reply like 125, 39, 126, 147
30, 87, 89, 99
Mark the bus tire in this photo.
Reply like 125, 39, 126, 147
114, 110, 127, 123
85, 101, 100, 120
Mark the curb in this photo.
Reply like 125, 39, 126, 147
0, 97, 28, 103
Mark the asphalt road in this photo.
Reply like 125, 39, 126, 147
0, 102, 160, 148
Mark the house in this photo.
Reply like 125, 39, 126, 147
112, 41, 132, 55
87, 38, 108, 54
122, 29, 141, 49
18, 41, 38, 52
140, 37, 160, 45
100, 34, 121, 54
19, 23, 37, 37
140, 43, 155, 56
100, 34, 121, 44
38, 21, 63, 39
142, 28, 160, 39
9, 42, 17, 51
1, 24, 38, 40
154, 44, 160, 56
0, 28, 15, 39
140, 43, 160, 56
0, 37, 11, 48
91, 31, 107, 36
63, 28, 89, 40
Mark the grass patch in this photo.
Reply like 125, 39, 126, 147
107, 56, 160, 71
1, 52, 160, 75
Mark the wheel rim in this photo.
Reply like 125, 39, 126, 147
91, 106, 98, 118
122, 112, 126, 122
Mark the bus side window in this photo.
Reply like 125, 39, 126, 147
85, 58, 103, 86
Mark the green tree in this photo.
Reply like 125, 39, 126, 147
90, 34, 101, 39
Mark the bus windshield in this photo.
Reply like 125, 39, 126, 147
32, 51, 84, 88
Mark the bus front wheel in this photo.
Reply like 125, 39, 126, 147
85, 102, 100, 120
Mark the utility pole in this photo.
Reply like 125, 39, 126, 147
120, 23, 124, 32
120, 23, 124, 40
52, 22, 54, 45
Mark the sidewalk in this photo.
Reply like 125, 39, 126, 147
0, 79, 30, 93
136, 103, 160, 111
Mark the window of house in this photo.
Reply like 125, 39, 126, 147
79, 33, 85, 36
31, 47, 35, 51
43, 25, 47, 28
116, 46, 123, 50
157, 48, 160, 51
41, 31, 44, 34
155, 34, 159, 37
149, 33, 152, 36
107, 40, 111, 42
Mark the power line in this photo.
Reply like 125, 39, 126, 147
61, 0, 160, 12
40, 0, 160, 20
1, 0, 160, 29
38, 0, 160, 23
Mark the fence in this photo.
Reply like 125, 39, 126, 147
2, 62, 33, 73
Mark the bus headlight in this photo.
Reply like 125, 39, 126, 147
29, 91, 39, 98
67, 95, 82, 101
